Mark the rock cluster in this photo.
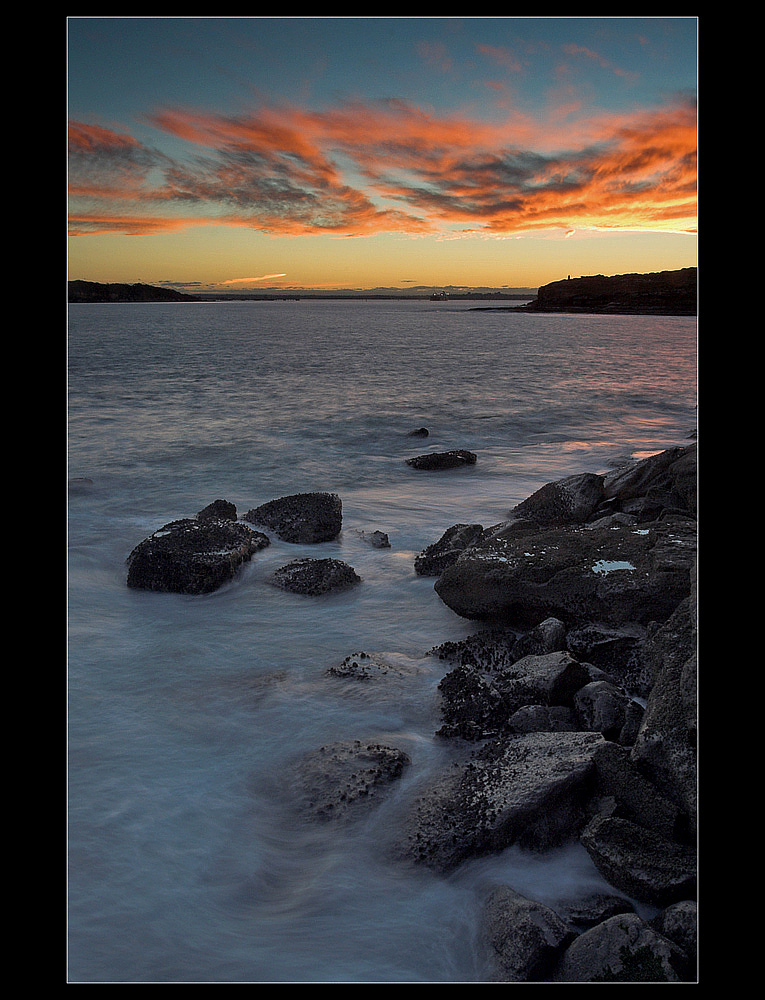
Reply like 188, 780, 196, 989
126, 491, 361, 596
123, 440, 697, 981
396, 441, 697, 981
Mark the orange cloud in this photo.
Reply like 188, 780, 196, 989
68, 94, 697, 240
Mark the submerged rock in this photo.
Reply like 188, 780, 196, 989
243, 491, 342, 543
270, 557, 361, 596
291, 740, 411, 823
126, 515, 269, 595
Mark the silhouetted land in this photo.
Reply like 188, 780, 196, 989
68, 269, 697, 315
478, 268, 697, 316
68, 281, 197, 303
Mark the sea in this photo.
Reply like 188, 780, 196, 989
67, 297, 697, 983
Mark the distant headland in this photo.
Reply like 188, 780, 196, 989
68, 268, 697, 315
490, 267, 697, 317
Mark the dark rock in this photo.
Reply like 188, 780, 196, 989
558, 893, 636, 931
291, 740, 410, 823
357, 529, 391, 548
429, 629, 518, 670
630, 573, 697, 838
513, 472, 604, 526
243, 491, 342, 543
506, 704, 579, 734
511, 617, 567, 659
602, 444, 697, 520
197, 498, 237, 522
269, 557, 361, 596
553, 912, 692, 982
398, 730, 605, 872
574, 681, 632, 741
580, 813, 696, 907
482, 885, 575, 981
590, 742, 681, 840
407, 427, 429, 437
126, 517, 269, 594
565, 623, 647, 695
414, 523, 484, 576
405, 449, 477, 470
434, 518, 696, 628
651, 901, 697, 967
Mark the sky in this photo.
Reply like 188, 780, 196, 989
67, 16, 698, 293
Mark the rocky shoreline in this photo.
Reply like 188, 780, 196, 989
123, 439, 698, 982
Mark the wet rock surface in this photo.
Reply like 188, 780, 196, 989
291, 740, 411, 824
243, 491, 342, 543
126, 504, 269, 594
270, 557, 361, 596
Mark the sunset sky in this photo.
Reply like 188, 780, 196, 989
67, 16, 698, 293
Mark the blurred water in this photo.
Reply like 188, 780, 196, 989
67, 299, 697, 982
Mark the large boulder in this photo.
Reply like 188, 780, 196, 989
580, 813, 696, 907
398, 730, 605, 872
602, 444, 697, 521
434, 518, 696, 628
590, 742, 680, 840
512, 472, 605, 526
243, 491, 342, 543
481, 886, 575, 981
553, 911, 692, 982
126, 513, 269, 594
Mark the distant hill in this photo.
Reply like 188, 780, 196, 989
518, 268, 697, 316
68, 280, 196, 303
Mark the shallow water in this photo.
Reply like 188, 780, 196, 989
67, 299, 697, 981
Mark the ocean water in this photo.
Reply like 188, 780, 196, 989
67, 299, 697, 982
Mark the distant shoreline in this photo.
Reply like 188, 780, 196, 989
68, 268, 697, 316
67, 280, 534, 305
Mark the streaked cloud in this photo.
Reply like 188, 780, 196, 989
68, 91, 696, 241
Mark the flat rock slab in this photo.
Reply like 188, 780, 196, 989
243, 491, 342, 543
399, 729, 605, 872
270, 557, 361, 596
126, 517, 270, 594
